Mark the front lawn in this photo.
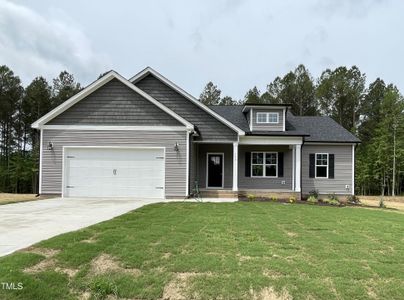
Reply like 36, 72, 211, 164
0, 202, 403, 299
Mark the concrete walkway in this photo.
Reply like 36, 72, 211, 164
0, 197, 161, 257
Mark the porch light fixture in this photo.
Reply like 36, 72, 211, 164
174, 142, 179, 152
47, 142, 54, 151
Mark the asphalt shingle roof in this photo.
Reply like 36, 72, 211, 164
208, 105, 360, 143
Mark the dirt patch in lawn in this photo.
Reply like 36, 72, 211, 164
90, 254, 141, 277
359, 198, 404, 211
163, 272, 212, 300
22, 246, 60, 258
0, 193, 55, 205
22, 247, 78, 277
249, 286, 292, 300
285, 231, 298, 237
81, 235, 98, 244
24, 258, 57, 274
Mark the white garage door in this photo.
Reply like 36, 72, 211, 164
63, 147, 165, 198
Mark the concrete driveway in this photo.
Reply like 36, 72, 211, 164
0, 197, 160, 257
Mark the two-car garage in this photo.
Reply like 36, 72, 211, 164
63, 147, 165, 198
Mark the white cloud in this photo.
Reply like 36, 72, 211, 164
0, 0, 110, 85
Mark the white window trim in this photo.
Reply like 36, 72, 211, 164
206, 152, 224, 189
256, 112, 268, 124
256, 112, 279, 124
251, 152, 278, 178
268, 112, 279, 124
315, 153, 329, 179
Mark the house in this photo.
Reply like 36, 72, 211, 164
32, 67, 360, 200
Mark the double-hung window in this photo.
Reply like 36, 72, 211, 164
315, 153, 328, 178
256, 112, 279, 124
251, 152, 278, 177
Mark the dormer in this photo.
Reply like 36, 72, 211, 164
242, 104, 290, 132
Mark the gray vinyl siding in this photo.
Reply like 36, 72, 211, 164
302, 144, 353, 195
252, 108, 284, 131
41, 130, 187, 197
135, 75, 238, 141
238, 145, 292, 190
197, 144, 233, 189
47, 79, 182, 126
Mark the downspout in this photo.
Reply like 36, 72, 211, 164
300, 138, 305, 200
187, 130, 195, 198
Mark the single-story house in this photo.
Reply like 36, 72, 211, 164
32, 67, 360, 200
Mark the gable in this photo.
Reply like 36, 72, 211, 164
47, 78, 182, 126
135, 74, 238, 141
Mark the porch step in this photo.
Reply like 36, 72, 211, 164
200, 190, 238, 198
199, 190, 301, 200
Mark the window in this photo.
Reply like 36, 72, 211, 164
315, 153, 328, 178
256, 112, 268, 123
267, 112, 279, 123
251, 152, 278, 177
256, 112, 279, 124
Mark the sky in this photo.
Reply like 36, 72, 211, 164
0, 0, 403, 99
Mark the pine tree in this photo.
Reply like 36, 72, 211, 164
199, 82, 221, 105
244, 86, 261, 104
262, 64, 317, 115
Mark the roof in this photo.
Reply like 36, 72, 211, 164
130, 67, 245, 135
32, 71, 194, 130
287, 113, 360, 143
208, 105, 360, 143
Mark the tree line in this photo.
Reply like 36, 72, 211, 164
0, 64, 402, 196
0, 65, 81, 193
200, 65, 404, 196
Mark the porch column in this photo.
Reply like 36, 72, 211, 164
232, 142, 238, 191
295, 144, 301, 192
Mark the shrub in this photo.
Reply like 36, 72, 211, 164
307, 196, 318, 204
346, 195, 360, 204
289, 196, 296, 203
247, 194, 256, 201
323, 198, 340, 206
379, 197, 386, 208
271, 196, 278, 202
327, 193, 339, 202
308, 190, 319, 199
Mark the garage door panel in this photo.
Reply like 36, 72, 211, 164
64, 148, 165, 198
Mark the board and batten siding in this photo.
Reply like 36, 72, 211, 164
252, 108, 284, 131
47, 79, 182, 126
41, 130, 187, 197
302, 144, 353, 195
238, 145, 292, 190
135, 75, 238, 142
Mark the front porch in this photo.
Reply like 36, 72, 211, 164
190, 136, 303, 199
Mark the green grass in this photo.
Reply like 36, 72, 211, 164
1, 202, 403, 299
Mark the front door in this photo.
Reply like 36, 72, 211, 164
207, 153, 224, 188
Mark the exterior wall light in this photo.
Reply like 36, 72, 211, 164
174, 142, 179, 152
47, 142, 54, 151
